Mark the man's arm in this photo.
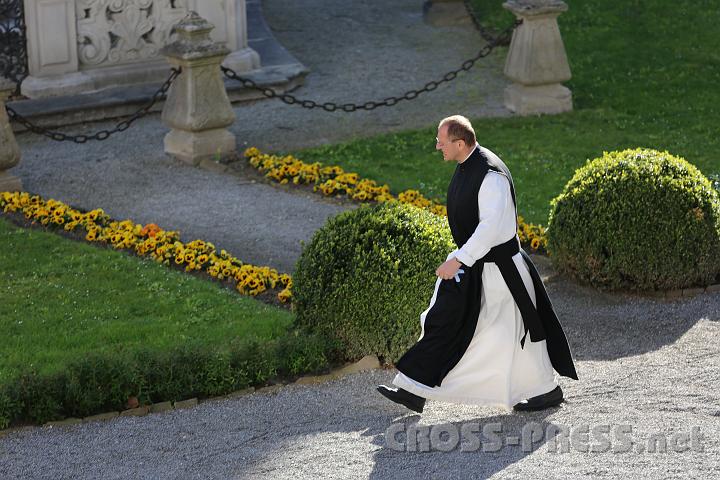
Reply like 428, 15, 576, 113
453, 172, 513, 267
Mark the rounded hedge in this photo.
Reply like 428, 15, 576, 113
293, 202, 455, 362
547, 148, 720, 291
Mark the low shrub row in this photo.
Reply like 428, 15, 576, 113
0, 330, 340, 429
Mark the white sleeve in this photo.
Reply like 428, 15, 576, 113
453, 172, 515, 267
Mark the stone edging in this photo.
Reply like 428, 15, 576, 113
0, 356, 382, 437
654, 283, 720, 299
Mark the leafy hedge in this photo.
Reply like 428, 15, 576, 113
293, 202, 455, 363
547, 148, 720, 290
0, 331, 340, 428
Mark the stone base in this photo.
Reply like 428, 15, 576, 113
0, 172, 22, 192
423, 0, 473, 27
504, 83, 572, 116
222, 47, 261, 75
164, 128, 237, 166
22, 48, 259, 99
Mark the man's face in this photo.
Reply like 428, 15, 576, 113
436, 125, 462, 162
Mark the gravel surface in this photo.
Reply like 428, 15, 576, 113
4, 0, 720, 478
1, 277, 718, 479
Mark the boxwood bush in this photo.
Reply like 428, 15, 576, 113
547, 148, 720, 291
0, 330, 338, 428
293, 202, 455, 363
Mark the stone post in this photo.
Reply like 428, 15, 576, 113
502, 0, 572, 115
161, 12, 236, 165
0, 78, 22, 192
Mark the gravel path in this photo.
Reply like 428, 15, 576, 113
4, 1, 720, 478
2, 276, 718, 479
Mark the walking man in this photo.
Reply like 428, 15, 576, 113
377, 115, 578, 413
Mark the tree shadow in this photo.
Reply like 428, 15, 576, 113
537, 260, 720, 362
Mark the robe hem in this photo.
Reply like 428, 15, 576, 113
392, 374, 557, 411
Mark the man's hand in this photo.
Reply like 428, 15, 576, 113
436, 257, 462, 280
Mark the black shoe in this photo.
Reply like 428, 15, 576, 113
513, 385, 564, 411
376, 385, 425, 413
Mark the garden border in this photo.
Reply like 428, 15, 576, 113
0, 356, 381, 436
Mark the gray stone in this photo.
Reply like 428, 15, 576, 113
682, 287, 706, 298
665, 289, 684, 299
82, 412, 119, 423
255, 385, 284, 395
334, 355, 381, 376
173, 398, 198, 410
119, 406, 150, 417
44, 418, 83, 428
225, 387, 255, 398
149, 401, 174, 413
295, 374, 335, 385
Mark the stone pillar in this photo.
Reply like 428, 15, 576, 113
0, 78, 23, 192
161, 12, 236, 166
502, 0, 572, 115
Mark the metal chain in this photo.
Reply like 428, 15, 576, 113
463, 0, 510, 45
6, 67, 181, 143
222, 19, 521, 113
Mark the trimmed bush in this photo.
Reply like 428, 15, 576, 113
293, 202, 455, 363
0, 330, 335, 428
547, 148, 720, 291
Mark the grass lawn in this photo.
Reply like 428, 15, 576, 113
287, 1, 719, 225
0, 217, 294, 384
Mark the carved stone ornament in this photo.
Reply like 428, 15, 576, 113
76, 0, 188, 67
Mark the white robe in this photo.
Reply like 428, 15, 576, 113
392, 150, 557, 410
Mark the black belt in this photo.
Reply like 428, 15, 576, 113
477, 236, 547, 348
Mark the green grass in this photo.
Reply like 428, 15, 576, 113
0, 217, 294, 383
286, 1, 720, 225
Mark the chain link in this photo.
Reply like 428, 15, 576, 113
221, 19, 521, 112
6, 67, 181, 142
463, 0, 511, 45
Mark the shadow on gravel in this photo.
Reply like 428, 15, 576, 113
365, 410, 559, 479
544, 275, 720, 362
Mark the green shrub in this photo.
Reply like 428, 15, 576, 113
0, 329, 335, 428
63, 352, 140, 418
275, 330, 342, 376
547, 148, 720, 291
293, 202, 455, 363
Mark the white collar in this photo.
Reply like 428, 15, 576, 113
458, 143, 480, 164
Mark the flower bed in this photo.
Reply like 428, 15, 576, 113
243, 147, 548, 252
1, 149, 547, 307
0, 192, 292, 303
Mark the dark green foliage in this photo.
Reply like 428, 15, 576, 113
0, 331, 335, 428
293, 202, 455, 362
547, 148, 720, 290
